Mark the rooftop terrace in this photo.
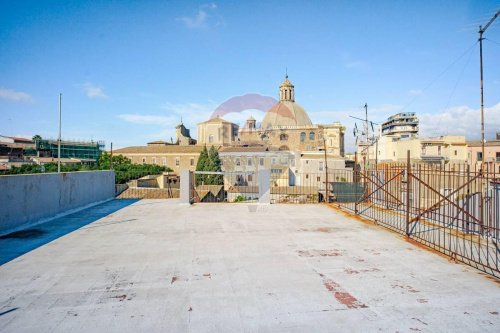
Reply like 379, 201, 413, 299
0, 199, 499, 332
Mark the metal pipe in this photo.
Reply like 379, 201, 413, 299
58, 93, 62, 173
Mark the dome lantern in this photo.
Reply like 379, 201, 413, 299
279, 74, 295, 102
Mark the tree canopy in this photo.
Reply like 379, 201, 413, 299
0, 152, 172, 184
195, 145, 223, 185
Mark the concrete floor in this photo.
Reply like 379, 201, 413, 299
0, 200, 499, 332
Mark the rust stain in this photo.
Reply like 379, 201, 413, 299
323, 279, 367, 309
403, 237, 453, 261
344, 267, 380, 275
299, 227, 335, 233
203, 273, 211, 279
111, 294, 127, 301
316, 227, 334, 233
391, 284, 419, 293
298, 250, 343, 257
171, 276, 178, 284
188, 306, 192, 312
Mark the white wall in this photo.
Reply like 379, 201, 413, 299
0, 171, 115, 234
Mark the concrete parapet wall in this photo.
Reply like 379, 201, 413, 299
0, 171, 115, 234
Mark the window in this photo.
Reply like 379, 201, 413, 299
175, 157, 180, 166
162, 157, 167, 166
309, 132, 315, 140
300, 132, 306, 142
477, 152, 483, 161
317, 176, 321, 182
248, 174, 253, 182
271, 169, 282, 174
454, 150, 458, 156
319, 161, 324, 171
393, 151, 396, 157
280, 133, 288, 141
248, 158, 252, 166
209, 134, 214, 143
152, 157, 156, 164
190, 158, 194, 166
306, 174, 309, 179
236, 158, 241, 166
497, 152, 500, 162
438, 146, 441, 156
259, 157, 264, 166
142, 157, 146, 164
272, 158, 276, 165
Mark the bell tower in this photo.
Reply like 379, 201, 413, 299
279, 74, 295, 102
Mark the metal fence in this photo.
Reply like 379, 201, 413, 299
330, 161, 499, 278
190, 171, 259, 203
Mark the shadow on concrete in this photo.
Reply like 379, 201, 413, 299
0, 199, 139, 266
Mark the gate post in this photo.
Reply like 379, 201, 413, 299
180, 170, 192, 205
258, 169, 271, 204
354, 152, 359, 214
406, 150, 411, 236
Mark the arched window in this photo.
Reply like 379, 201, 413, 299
280, 133, 288, 141
309, 132, 315, 140
300, 132, 306, 142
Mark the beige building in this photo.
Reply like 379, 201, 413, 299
237, 76, 345, 156
467, 134, 500, 173
113, 144, 204, 172
219, 146, 295, 187
197, 117, 239, 146
359, 135, 468, 165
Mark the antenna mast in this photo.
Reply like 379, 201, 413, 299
478, 10, 499, 171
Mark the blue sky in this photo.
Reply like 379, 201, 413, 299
1, 0, 499, 151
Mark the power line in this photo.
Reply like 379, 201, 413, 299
399, 41, 479, 113
443, 40, 476, 112
485, 38, 500, 46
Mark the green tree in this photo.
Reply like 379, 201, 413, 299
98, 152, 131, 169
195, 146, 209, 185
207, 145, 223, 185
32, 134, 42, 142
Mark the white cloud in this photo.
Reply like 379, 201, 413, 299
409, 89, 423, 96
83, 82, 108, 99
177, 3, 223, 30
419, 103, 500, 140
0, 88, 34, 102
117, 101, 217, 142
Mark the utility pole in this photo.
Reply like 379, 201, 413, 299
478, 11, 499, 171
58, 93, 62, 173
323, 137, 329, 203
110, 142, 113, 170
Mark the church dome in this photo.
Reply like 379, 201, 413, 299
261, 76, 313, 129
